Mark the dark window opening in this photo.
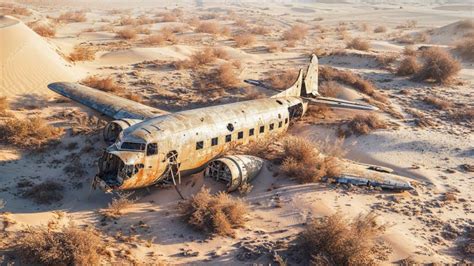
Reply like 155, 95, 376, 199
269, 123, 274, 130
259, 126, 265, 133
276, 100, 283, 105
238, 131, 244, 139
227, 123, 234, 131
249, 128, 255, 136
279, 121, 283, 128
196, 141, 204, 150
288, 103, 304, 121
146, 143, 158, 156
285, 118, 289, 124
121, 142, 145, 151
225, 134, 232, 142
211, 137, 218, 146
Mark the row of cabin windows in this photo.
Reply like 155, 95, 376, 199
195, 118, 289, 150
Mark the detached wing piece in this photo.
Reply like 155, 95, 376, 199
48, 82, 169, 120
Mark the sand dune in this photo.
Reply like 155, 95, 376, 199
0, 16, 76, 97
429, 20, 474, 45
98, 45, 198, 65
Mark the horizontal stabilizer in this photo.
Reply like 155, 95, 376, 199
48, 82, 169, 120
305, 96, 379, 111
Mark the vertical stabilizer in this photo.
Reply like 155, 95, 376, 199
303, 54, 319, 97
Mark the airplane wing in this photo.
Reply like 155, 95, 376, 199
48, 82, 169, 120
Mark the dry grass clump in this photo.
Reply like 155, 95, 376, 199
0, 97, 9, 116
397, 32, 429, 44
173, 47, 217, 69
15, 223, 104, 265
267, 69, 298, 90
159, 12, 178, 22
196, 21, 223, 35
251, 26, 270, 35
319, 66, 377, 97
403, 45, 417, 56
4, 6, 31, 16
68, 45, 95, 62
396, 56, 420, 76
373, 25, 387, 33
280, 136, 340, 183
346, 37, 370, 51
339, 114, 388, 137
22, 180, 64, 204
376, 54, 397, 68
180, 187, 247, 237
454, 37, 474, 61
102, 194, 135, 219
319, 81, 342, 98
216, 63, 240, 88
0, 116, 63, 149
116, 27, 137, 39
267, 42, 282, 53
299, 213, 385, 265
143, 34, 166, 45
234, 33, 256, 47
81, 76, 124, 93
450, 108, 474, 123
31, 24, 56, 37
414, 47, 461, 84
422, 96, 452, 110
57, 11, 87, 23
282, 25, 308, 41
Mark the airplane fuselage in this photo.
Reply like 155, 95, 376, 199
95, 96, 307, 190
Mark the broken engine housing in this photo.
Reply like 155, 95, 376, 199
204, 155, 264, 192
103, 119, 143, 143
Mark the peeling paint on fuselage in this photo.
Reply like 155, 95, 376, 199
98, 96, 306, 190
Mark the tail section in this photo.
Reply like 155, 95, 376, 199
271, 54, 319, 98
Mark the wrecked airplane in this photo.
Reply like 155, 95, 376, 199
48, 55, 379, 192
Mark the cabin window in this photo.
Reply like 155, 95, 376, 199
285, 118, 289, 124
196, 141, 204, 150
279, 121, 283, 128
269, 123, 274, 130
249, 128, 255, 136
146, 143, 158, 156
211, 137, 218, 146
225, 134, 232, 142
259, 126, 265, 133
238, 131, 244, 139
121, 142, 145, 151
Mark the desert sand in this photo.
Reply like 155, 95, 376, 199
0, 0, 472, 265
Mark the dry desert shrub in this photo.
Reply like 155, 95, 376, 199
414, 47, 461, 84
57, 11, 87, 23
373, 25, 387, 33
22, 180, 64, 204
4, 6, 31, 16
196, 21, 222, 35
299, 213, 385, 265
319, 66, 376, 97
339, 114, 387, 137
280, 136, 340, 183
422, 96, 452, 110
234, 33, 256, 47
123, 93, 145, 103
135, 26, 151, 35
319, 81, 342, 98
0, 116, 63, 149
403, 45, 417, 56
180, 187, 248, 237
282, 25, 308, 41
217, 63, 240, 88
143, 33, 166, 45
454, 37, 474, 61
102, 194, 135, 219
397, 20, 417, 29
376, 54, 397, 67
81, 76, 124, 93
450, 108, 474, 123
0, 97, 9, 115
267, 42, 282, 53
268, 70, 298, 90
251, 26, 270, 35
68, 45, 95, 62
346, 37, 370, 51
213, 47, 230, 60
159, 12, 178, 22
116, 27, 137, 39
397, 32, 429, 44
173, 47, 217, 69
396, 56, 420, 76
31, 24, 56, 37
234, 18, 247, 27
15, 223, 104, 265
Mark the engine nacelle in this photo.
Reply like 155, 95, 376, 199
103, 119, 142, 143
204, 155, 264, 192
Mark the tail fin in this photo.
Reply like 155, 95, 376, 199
271, 54, 318, 98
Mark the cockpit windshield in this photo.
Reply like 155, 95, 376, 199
120, 142, 146, 151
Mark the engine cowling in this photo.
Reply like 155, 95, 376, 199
204, 155, 264, 192
103, 119, 142, 143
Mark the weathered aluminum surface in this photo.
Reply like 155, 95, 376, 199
48, 82, 168, 120
334, 174, 414, 191
205, 155, 264, 192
